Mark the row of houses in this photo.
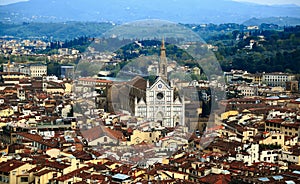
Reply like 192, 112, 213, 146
225, 70, 298, 89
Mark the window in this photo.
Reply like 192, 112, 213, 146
157, 92, 164, 100
21, 177, 28, 183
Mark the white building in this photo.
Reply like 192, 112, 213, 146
3, 63, 47, 77
260, 149, 280, 163
262, 72, 296, 88
29, 64, 47, 77
236, 143, 259, 166
134, 39, 185, 128
237, 84, 258, 97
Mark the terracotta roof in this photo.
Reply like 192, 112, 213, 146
34, 169, 53, 176
0, 160, 26, 173
81, 125, 124, 142
0, 72, 26, 75
78, 77, 112, 83
44, 161, 70, 170
17, 132, 58, 148
199, 173, 231, 184
266, 119, 284, 124
27, 166, 43, 173
72, 150, 93, 160
54, 166, 91, 182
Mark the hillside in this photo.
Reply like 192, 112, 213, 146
243, 17, 300, 26
0, 22, 114, 40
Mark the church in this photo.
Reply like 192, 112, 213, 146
134, 39, 185, 127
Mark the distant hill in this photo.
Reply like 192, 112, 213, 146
243, 17, 300, 26
0, 0, 300, 24
0, 22, 114, 40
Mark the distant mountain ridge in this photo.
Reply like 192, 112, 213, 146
0, 0, 300, 24
243, 17, 300, 26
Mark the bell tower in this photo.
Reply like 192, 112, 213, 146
158, 38, 168, 81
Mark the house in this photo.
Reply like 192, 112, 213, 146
33, 169, 57, 184
237, 84, 258, 97
0, 159, 34, 184
280, 145, 300, 165
81, 125, 124, 146
0, 106, 14, 117
129, 129, 161, 145
236, 143, 259, 165
260, 149, 281, 163
259, 132, 285, 147
265, 119, 299, 137
287, 98, 300, 109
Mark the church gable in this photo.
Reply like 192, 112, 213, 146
137, 97, 146, 105
149, 77, 171, 91
174, 97, 182, 105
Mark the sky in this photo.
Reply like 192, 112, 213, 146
233, 0, 300, 6
0, 0, 28, 5
0, 0, 299, 6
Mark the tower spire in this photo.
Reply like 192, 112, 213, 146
159, 37, 167, 80
7, 56, 11, 76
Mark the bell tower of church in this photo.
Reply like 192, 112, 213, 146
158, 38, 168, 81
135, 38, 185, 127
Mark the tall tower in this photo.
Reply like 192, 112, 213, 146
159, 38, 168, 81
7, 56, 11, 76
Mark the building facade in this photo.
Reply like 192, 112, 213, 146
29, 64, 47, 77
3, 63, 47, 77
262, 72, 296, 88
134, 39, 185, 127
60, 65, 75, 79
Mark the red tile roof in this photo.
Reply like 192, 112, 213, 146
199, 174, 231, 184
81, 125, 124, 142
34, 169, 53, 176
44, 161, 70, 170
54, 166, 91, 182
0, 160, 26, 173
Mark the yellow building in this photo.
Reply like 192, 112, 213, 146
0, 106, 14, 117
265, 119, 299, 137
34, 169, 56, 184
242, 127, 258, 143
221, 110, 239, 120
259, 132, 285, 146
0, 160, 34, 184
129, 129, 162, 145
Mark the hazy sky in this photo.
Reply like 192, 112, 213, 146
233, 0, 300, 6
0, 0, 27, 5
0, 0, 300, 6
